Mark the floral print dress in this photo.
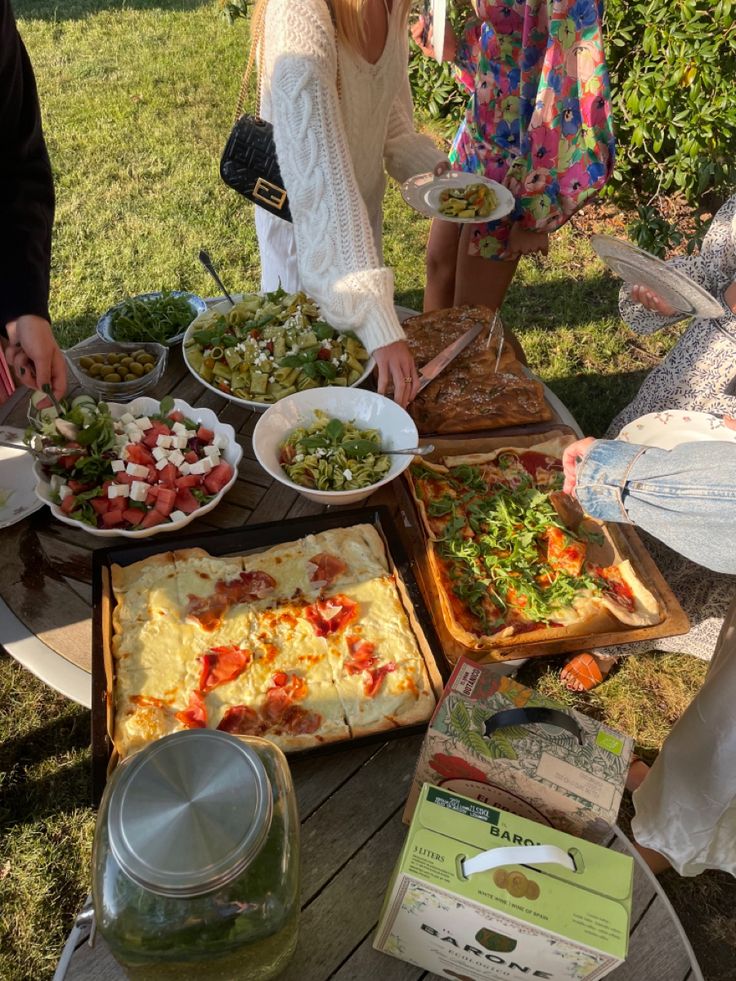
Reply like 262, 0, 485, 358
450, 0, 615, 259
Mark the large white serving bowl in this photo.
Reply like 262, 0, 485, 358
253, 388, 418, 506
33, 397, 242, 538
182, 298, 374, 413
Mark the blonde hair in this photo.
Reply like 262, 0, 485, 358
249, 0, 412, 59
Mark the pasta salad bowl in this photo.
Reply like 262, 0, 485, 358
182, 291, 374, 412
253, 388, 418, 505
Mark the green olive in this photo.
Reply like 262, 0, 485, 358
139, 355, 155, 366
141, 365, 152, 375
120, 357, 134, 367
104, 372, 122, 382
90, 354, 104, 364
128, 363, 145, 376
124, 373, 137, 381
79, 356, 94, 369
89, 363, 105, 377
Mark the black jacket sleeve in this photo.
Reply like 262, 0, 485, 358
0, 0, 55, 333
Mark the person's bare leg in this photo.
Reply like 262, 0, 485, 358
453, 225, 525, 359
424, 219, 461, 312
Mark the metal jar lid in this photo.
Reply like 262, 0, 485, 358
107, 730, 273, 898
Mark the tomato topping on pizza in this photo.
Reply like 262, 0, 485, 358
176, 690, 207, 729
304, 594, 358, 636
186, 570, 277, 630
307, 552, 347, 586
217, 705, 264, 735
544, 526, 586, 577
199, 645, 252, 693
595, 564, 635, 612
364, 662, 396, 697
345, 635, 377, 675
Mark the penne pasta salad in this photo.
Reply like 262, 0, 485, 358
185, 289, 370, 404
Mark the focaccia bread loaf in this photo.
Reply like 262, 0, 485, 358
403, 305, 552, 434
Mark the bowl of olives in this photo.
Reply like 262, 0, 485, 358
64, 340, 167, 402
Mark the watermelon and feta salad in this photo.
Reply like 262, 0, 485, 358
28, 394, 235, 531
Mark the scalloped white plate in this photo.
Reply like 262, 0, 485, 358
32, 397, 243, 537
182, 298, 374, 413
618, 410, 736, 450
591, 235, 724, 319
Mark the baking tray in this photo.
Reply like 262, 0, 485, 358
391, 429, 690, 665
91, 506, 448, 803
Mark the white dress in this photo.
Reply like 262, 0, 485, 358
632, 593, 736, 876
256, 0, 446, 353
601, 196, 736, 662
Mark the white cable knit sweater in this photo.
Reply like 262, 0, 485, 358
256, 0, 446, 353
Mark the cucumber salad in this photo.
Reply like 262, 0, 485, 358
184, 288, 370, 404
27, 393, 234, 531
278, 412, 390, 491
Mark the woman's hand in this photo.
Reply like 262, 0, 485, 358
373, 340, 420, 409
5, 315, 67, 400
562, 436, 596, 497
631, 285, 676, 316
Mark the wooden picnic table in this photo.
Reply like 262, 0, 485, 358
0, 339, 702, 981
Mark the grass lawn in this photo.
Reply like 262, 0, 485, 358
1, 1, 733, 979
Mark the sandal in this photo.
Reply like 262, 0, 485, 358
560, 652, 617, 692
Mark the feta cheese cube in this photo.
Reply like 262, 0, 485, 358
155, 457, 170, 471
120, 412, 135, 425
179, 461, 191, 475
156, 434, 173, 448
188, 460, 206, 475
203, 445, 220, 459
152, 446, 169, 461
107, 483, 130, 499
130, 480, 149, 502
168, 510, 187, 523
58, 484, 72, 501
126, 428, 143, 443
168, 449, 185, 468
135, 416, 153, 430
174, 435, 189, 450
126, 462, 149, 479
212, 434, 227, 450
172, 422, 188, 436
111, 460, 125, 473
200, 456, 214, 473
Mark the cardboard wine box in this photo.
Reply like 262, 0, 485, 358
404, 658, 633, 842
375, 785, 633, 981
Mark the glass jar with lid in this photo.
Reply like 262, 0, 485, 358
92, 730, 299, 980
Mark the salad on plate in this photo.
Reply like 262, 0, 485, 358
184, 288, 370, 405
27, 393, 235, 531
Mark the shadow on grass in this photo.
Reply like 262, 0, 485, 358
506, 270, 620, 330
545, 368, 650, 436
1, 703, 91, 827
16, 0, 210, 19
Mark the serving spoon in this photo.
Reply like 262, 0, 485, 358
198, 250, 236, 307
384, 444, 434, 456
0, 434, 85, 466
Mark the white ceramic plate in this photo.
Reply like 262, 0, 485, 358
96, 291, 207, 347
253, 388, 418, 506
33, 398, 243, 538
618, 410, 736, 450
0, 426, 45, 530
591, 235, 724, 319
182, 298, 374, 414
401, 171, 515, 224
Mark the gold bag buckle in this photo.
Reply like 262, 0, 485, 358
253, 177, 287, 210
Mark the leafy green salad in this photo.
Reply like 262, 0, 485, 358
279, 412, 390, 491
184, 288, 370, 404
